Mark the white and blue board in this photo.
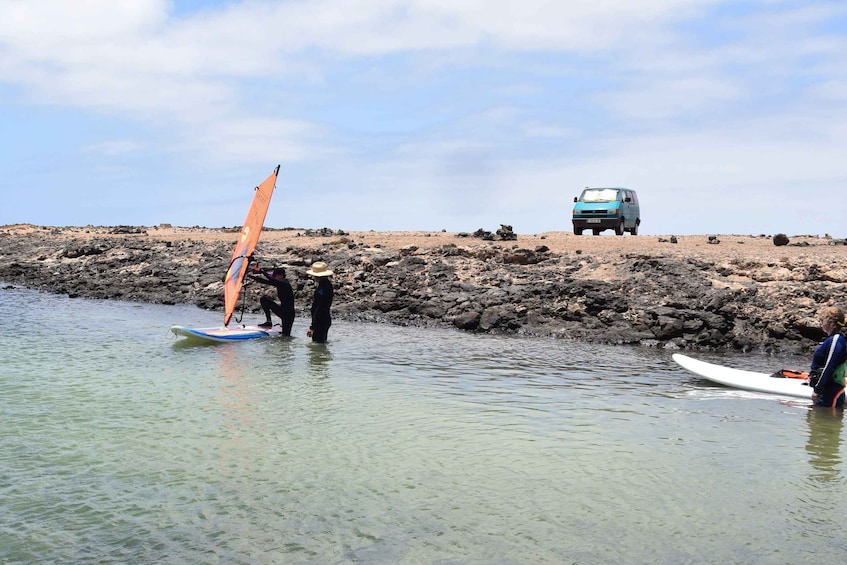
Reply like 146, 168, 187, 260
672, 353, 813, 399
171, 324, 284, 343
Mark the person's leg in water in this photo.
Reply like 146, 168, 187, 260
311, 321, 330, 343
259, 296, 278, 328
281, 310, 294, 337
815, 386, 846, 408
260, 296, 295, 336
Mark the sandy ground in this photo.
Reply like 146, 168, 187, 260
3, 223, 843, 264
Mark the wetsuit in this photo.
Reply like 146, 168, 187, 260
309, 277, 334, 343
251, 271, 295, 336
811, 332, 847, 408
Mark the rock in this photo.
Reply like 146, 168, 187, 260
472, 228, 495, 241
1, 226, 845, 353
496, 224, 517, 241
453, 311, 481, 330
502, 249, 543, 265
773, 233, 790, 246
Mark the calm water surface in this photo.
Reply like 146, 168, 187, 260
1, 287, 845, 564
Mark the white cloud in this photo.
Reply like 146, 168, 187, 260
182, 117, 339, 165
82, 140, 144, 156
0, 0, 845, 236
597, 76, 744, 122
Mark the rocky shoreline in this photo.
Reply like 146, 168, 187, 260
2, 224, 846, 354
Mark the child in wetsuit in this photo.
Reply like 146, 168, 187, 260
250, 267, 295, 336
810, 306, 847, 408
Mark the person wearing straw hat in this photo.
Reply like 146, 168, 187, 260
306, 261, 334, 342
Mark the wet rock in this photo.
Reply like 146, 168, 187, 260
452, 311, 481, 330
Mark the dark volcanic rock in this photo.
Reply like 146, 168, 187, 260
1, 226, 845, 354
773, 233, 790, 246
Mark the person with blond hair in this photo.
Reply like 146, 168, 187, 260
810, 306, 847, 408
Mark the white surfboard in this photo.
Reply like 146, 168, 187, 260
672, 353, 813, 399
171, 324, 284, 343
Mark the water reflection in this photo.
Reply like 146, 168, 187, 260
805, 408, 844, 483
214, 343, 259, 434
307, 342, 332, 377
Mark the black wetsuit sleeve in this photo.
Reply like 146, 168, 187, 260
250, 271, 279, 287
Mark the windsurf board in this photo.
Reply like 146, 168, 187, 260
672, 353, 812, 399
171, 325, 284, 343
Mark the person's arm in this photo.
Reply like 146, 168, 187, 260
282, 281, 295, 307
307, 287, 320, 336
249, 267, 275, 285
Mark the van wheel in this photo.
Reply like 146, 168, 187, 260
630, 222, 639, 236
573, 227, 583, 235
592, 229, 601, 236
615, 220, 625, 236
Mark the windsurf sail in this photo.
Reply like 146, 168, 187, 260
223, 165, 280, 326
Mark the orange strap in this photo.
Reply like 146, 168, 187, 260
771, 369, 810, 380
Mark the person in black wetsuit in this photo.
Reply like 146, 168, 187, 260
305, 261, 334, 343
250, 267, 295, 336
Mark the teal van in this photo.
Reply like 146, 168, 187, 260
572, 187, 640, 236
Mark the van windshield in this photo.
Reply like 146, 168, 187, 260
579, 188, 619, 202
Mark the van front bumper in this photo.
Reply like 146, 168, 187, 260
572, 218, 620, 230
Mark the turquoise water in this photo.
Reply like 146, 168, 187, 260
1, 286, 846, 564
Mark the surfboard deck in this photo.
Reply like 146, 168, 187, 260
672, 353, 813, 399
171, 324, 284, 343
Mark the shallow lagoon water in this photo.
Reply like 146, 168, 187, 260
1, 287, 845, 564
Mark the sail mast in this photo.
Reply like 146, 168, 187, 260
223, 165, 280, 326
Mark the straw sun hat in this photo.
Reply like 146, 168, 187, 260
306, 261, 334, 277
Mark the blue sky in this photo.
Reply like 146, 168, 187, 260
1, 0, 845, 236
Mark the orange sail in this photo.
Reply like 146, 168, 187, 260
223, 165, 280, 326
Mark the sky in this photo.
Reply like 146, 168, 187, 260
0, 0, 845, 236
